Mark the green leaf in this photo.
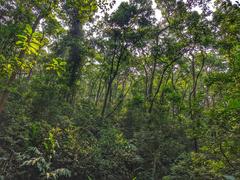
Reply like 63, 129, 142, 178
29, 47, 38, 55
16, 41, 24, 45
228, 99, 240, 109
16, 34, 27, 39
29, 42, 40, 50
25, 24, 33, 34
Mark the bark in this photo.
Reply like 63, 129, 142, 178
189, 50, 205, 152
105, 82, 131, 119
95, 73, 104, 105
143, 64, 149, 98
101, 56, 121, 117
148, 57, 178, 113
148, 56, 157, 101
101, 43, 126, 117
68, 12, 83, 88
148, 35, 159, 101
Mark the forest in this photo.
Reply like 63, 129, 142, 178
0, 0, 239, 179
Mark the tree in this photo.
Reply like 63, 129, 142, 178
0, 0, 239, 179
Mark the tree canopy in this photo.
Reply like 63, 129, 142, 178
0, 0, 239, 179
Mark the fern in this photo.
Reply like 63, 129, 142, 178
18, 147, 71, 179
46, 168, 71, 179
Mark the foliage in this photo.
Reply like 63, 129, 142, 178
0, 0, 239, 179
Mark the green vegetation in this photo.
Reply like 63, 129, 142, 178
0, 0, 239, 179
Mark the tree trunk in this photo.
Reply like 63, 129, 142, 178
67, 9, 83, 91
